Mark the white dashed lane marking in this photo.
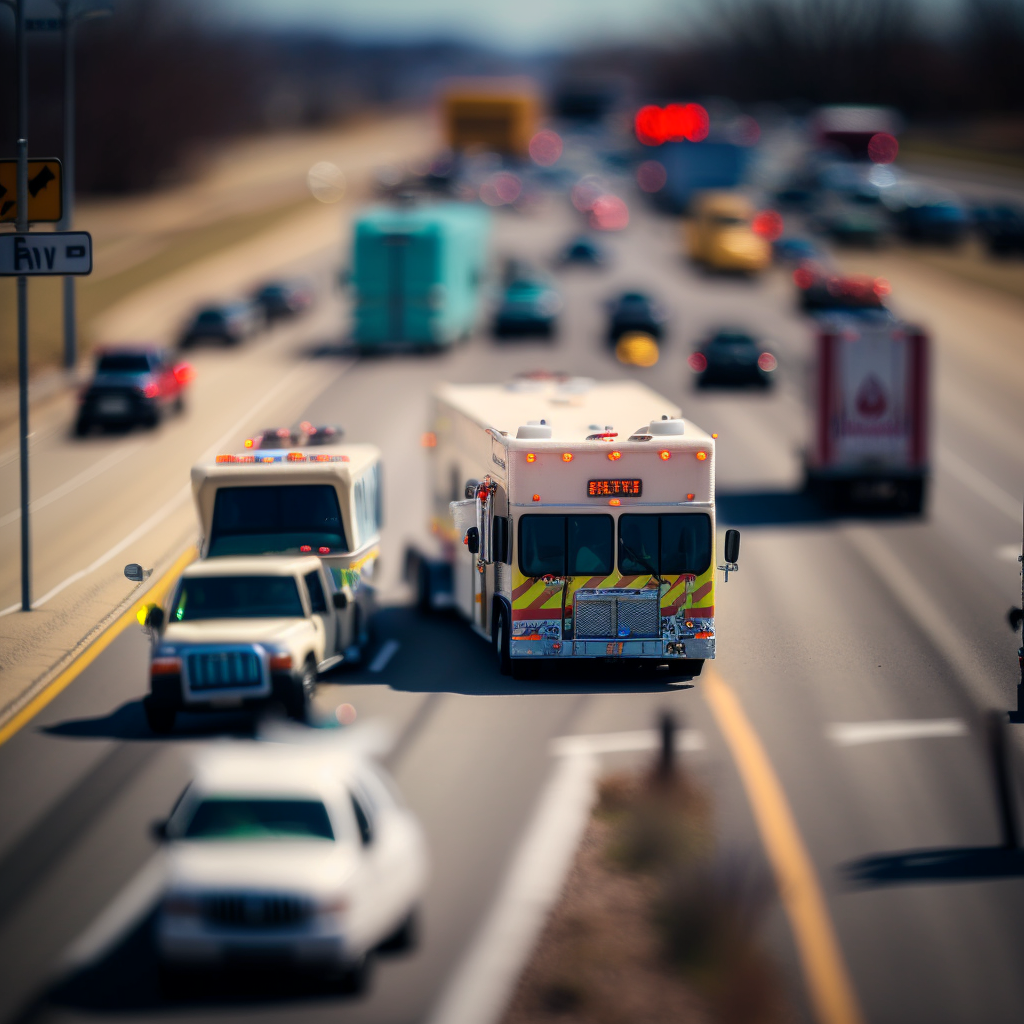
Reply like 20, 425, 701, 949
827, 719, 968, 747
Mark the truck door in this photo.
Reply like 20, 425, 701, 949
304, 569, 338, 656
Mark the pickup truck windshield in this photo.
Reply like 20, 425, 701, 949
209, 484, 347, 556
172, 575, 305, 621
184, 799, 334, 841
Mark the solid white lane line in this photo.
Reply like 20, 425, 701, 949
550, 727, 705, 757
60, 854, 166, 969
827, 719, 967, 747
424, 750, 598, 1024
0, 484, 192, 618
368, 639, 400, 673
0, 441, 145, 529
940, 447, 1022, 524
0, 358, 352, 619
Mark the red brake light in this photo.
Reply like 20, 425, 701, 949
287, 452, 305, 462
318, 546, 330, 554
688, 352, 707, 373
873, 278, 891, 296
172, 362, 194, 384
752, 210, 784, 241
142, 382, 159, 398
757, 352, 777, 372
300, 545, 312, 552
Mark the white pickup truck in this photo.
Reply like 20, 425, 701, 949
138, 555, 352, 733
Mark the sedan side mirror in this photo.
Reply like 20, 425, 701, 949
332, 591, 349, 610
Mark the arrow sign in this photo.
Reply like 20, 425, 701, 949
0, 232, 93, 276
0, 158, 63, 223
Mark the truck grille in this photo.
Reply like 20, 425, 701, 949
574, 589, 661, 640
203, 893, 311, 929
186, 649, 263, 690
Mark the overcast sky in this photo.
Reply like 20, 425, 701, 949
211, 0, 703, 52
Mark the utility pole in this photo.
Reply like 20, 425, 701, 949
53, 1, 111, 372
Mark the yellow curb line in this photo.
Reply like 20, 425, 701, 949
0, 545, 198, 749
703, 667, 865, 1024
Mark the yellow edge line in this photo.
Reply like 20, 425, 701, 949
0, 545, 198, 749
703, 668, 865, 1024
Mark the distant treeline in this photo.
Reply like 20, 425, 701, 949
1, 0, 1022, 195
0, 0, 526, 193
571, 0, 1024, 118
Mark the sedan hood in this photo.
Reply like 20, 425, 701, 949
163, 618, 309, 645
167, 840, 358, 897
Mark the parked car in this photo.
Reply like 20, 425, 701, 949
75, 346, 193, 435
688, 330, 777, 388
606, 290, 668, 344
492, 276, 561, 338
181, 302, 262, 347
556, 235, 607, 267
253, 279, 315, 321
155, 743, 428, 992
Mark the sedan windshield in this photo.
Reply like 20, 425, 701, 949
183, 798, 334, 841
172, 575, 304, 621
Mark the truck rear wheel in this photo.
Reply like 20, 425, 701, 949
493, 606, 511, 676
143, 696, 176, 735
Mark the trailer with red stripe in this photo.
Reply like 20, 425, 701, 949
407, 378, 740, 679
805, 311, 929, 512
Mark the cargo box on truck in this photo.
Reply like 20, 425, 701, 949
805, 311, 929, 512
350, 202, 490, 350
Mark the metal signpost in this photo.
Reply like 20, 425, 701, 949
1, 0, 94, 611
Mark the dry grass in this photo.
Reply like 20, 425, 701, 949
503, 759, 791, 1024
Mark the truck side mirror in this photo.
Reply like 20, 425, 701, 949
464, 479, 480, 500
124, 563, 150, 582
332, 591, 349, 610
146, 606, 165, 630
493, 516, 510, 564
724, 529, 741, 565
466, 527, 480, 555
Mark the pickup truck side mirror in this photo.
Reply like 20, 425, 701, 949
332, 591, 349, 610
146, 606, 165, 630
124, 563, 152, 582
465, 527, 480, 555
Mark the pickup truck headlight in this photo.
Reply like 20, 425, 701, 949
151, 657, 182, 675
269, 653, 293, 671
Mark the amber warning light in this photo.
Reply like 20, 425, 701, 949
588, 479, 642, 497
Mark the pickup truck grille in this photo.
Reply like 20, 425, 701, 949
203, 893, 311, 929
186, 649, 263, 690
574, 589, 661, 640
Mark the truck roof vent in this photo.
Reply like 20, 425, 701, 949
648, 417, 685, 436
517, 420, 553, 439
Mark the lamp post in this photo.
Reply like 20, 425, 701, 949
53, 0, 112, 372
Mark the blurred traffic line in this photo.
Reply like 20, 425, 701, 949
368, 639, 400, 673
0, 545, 196, 746
0, 440, 145, 529
827, 719, 968, 746
940, 446, 1023, 523
703, 668, 865, 1024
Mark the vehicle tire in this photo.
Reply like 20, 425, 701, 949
378, 908, 419, 953
157, 962, 192, 999
287, 661, 316, 723
493, 605, 511, 676
678, 658, 704, 677
333, 954, 374, 995
897, 479, 925, 515
144, 696, 176, 735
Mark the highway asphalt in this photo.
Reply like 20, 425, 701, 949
0, 147, 1023, 1024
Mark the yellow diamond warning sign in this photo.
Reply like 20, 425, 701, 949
0, 158, 63, 224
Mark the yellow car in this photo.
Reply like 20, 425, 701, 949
685, 192, 772, 273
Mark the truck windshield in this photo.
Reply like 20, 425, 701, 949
518, 515, 614, 577
172, 575, 305, 621
618, 514, 712, 575
209, 485, 347, 556
183, 799, 334, 841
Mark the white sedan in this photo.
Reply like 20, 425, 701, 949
155, 742, 428, 991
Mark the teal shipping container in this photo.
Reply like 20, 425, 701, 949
351, 203, 490, 349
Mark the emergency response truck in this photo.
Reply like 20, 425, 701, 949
408, 378, 740, 678
805, 310, 929, 512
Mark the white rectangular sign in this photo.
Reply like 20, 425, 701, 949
0, 231, 92, 275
